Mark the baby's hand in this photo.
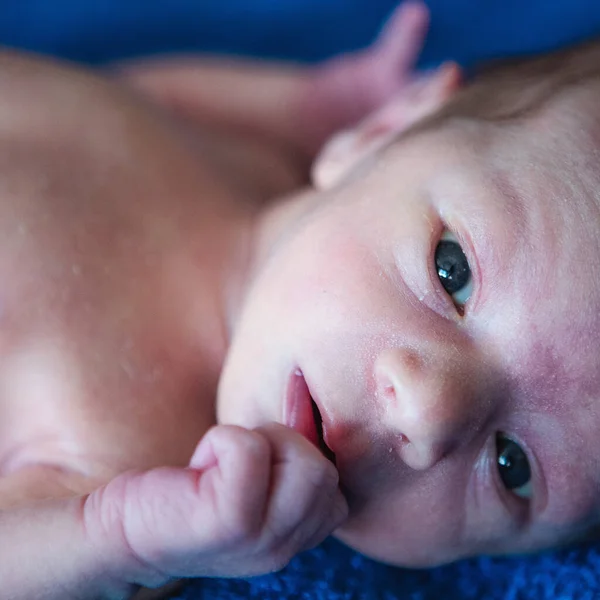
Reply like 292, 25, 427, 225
116, 1, 430, 163
300, 0, 431, 153
1, 424, 346, 599
87, 424, 348, 589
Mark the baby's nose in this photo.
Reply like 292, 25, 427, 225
374, 346, 481, 471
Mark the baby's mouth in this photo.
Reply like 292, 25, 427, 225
311, 396, 336, 465
287, 369, 336, 464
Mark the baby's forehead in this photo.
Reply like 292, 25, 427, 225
396, 65, 600, 230
404, 35, 600, 172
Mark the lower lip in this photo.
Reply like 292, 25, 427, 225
285, 369, 319, 447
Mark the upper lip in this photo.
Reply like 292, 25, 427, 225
286, 370, 397, 506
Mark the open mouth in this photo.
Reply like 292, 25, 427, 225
288, 369, 336, 464
311, 396, 336, 464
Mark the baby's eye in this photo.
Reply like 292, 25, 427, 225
496, 433, 532, 499
434, 231, 473, 308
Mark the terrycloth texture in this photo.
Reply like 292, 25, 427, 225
2, 2, 600, 599
172, 537, 600, 599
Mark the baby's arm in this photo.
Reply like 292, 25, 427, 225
116, 1, 429, 161
1, 424, 346, 600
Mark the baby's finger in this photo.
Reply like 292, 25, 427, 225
189, 424, 272, 543
376, 0, 430, 75
303, 482, 349, 551
253, 423, 348, 556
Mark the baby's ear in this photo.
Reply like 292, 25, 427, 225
311, 62, 461, 191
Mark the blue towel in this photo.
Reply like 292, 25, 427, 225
173, 538, 600, 599
2, 1, 600, 598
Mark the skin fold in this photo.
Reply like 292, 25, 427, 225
2, 2, 600, 598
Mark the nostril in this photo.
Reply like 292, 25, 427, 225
375, 369, 398, 410
375, 346, 472, 471
375, 347, 424, 404
382, 382, 395, 403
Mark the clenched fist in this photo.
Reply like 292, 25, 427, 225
84, 424, 348, 590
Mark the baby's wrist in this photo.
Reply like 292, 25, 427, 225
82, 479, 173, 594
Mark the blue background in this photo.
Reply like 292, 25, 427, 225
1, 0, 600, 69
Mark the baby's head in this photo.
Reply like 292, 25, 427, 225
218, 40, 600, 566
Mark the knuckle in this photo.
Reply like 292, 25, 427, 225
200, 427, 272, 548
214, 425, 271, 465
302, 454, 340, 490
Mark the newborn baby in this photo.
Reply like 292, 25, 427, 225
3, 2, 600, 598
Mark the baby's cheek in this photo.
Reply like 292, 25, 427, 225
334, 468, 473, 567
268, 215, 380, 321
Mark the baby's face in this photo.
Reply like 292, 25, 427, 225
218, 98, 600, 564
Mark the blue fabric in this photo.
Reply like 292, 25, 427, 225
1, 0, 600, 68
2, 1, 600, 598
172, 537, 600, 599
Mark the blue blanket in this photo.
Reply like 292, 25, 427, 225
3, 0, 600, 68
174, 538, 600, 600
3, 1, 600, 598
